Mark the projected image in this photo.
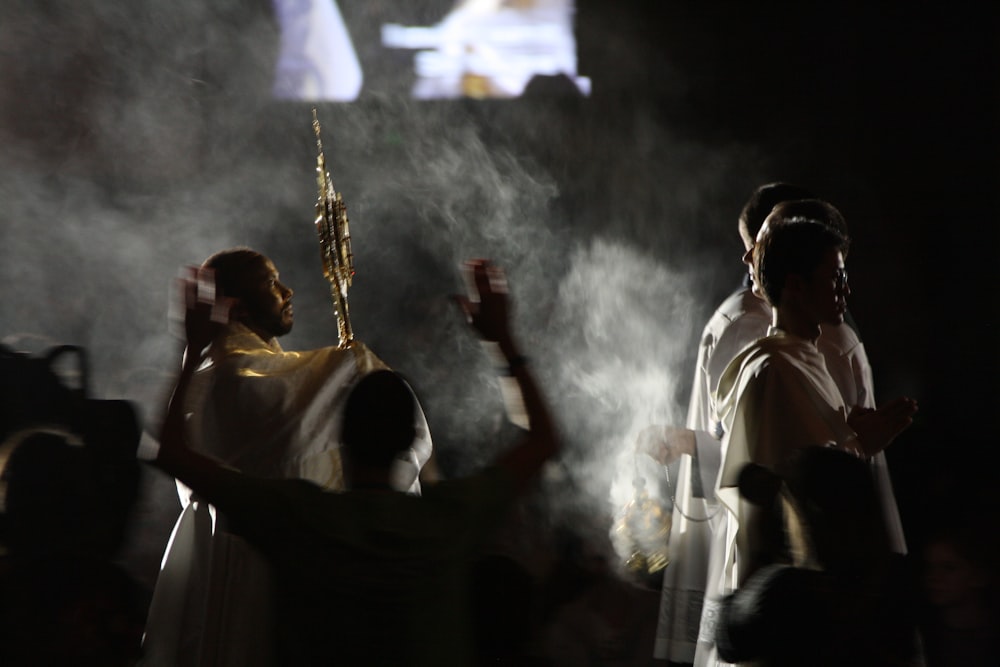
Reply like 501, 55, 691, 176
272, 0, 590, 102
271, 0, 362, 101
382, 0, 591, 99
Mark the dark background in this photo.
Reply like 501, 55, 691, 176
1, 1, 997, 593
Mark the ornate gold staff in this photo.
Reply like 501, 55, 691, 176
312, 108, 354, 349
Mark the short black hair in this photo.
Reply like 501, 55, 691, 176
739, 183, 815, 241
769, 199, 850, 238
341, 371, 417, 469
202, 247, 264, 300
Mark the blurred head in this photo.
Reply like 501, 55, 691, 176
738, 445, 890, 573
1, 429, 103, 557
923, 526, 995, 609
754, 221, 850, 325
738, 182, 815, 253
341, 371, 417, 474
782, 446, 889, 572
203, 248, 294, 340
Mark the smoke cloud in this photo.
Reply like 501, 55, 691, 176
1, 1, 777, 585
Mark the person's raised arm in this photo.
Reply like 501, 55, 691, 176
155, 269, 240, 497
455, 259, 559, 490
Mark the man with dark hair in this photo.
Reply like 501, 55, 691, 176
154, 258, 559, 665
702, 219, 916, 666
202, 248, 295, 340
142, 247, 436, 666
179, 247, 437, 484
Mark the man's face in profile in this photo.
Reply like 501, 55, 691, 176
798, 248, 848, 328
237, 255, 294, 339
744, 220, 771, 297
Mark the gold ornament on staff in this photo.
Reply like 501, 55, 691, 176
312, 107, 354, 349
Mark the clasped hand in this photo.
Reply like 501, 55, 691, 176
848, 396, 918, 456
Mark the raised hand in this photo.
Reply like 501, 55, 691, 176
453, 259, 559, 489
178, 266, 234, 356
454, 259, 511, 345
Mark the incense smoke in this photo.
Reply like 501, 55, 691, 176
0, 1, 772, 585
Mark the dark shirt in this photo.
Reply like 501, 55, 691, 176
210, 466, 516, 666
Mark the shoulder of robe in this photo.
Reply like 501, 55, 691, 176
349, 341, 390, 373
817, 322, 862, 356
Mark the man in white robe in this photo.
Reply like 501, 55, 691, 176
141, 248, 436, 666
651, 188, 909, 666
705, 217, 916, 666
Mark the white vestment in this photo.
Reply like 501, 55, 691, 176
141, 323, 433, 667
699, 330, 858, 666
654, 286, 905, 666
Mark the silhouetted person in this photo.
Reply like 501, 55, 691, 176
154, 259, 559, 665
1, 392, 145, 666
